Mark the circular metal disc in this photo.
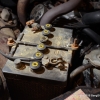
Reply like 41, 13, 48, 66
42, 29, 50, 36
37, 43, 46, 51
33, 51, 44, 59
30, 61, 41, 70
30, 4, 47, 22
44, 24, 52, 30
85, 49, 100, 67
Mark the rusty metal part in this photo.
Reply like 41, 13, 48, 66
42, 55, 67, 70
40, 0, 81, 25
70, 38, 79, 50
50, 58, 58, 65
55, 63, 64, 69
17, 0, 30, 26
31, 26, 38, 31
49, 57, 63, 65
70, 44, 78, 50
7, 38, 15, 46
73, 38, 78, 47
42, 56, 49, 66
26, 20, 34, 26
3, 26, 72, 83
31, 23, 41, 31
70, 45, 79, 50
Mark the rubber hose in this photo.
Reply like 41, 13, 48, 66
17, 0, 30, 26
82, 10, 100, 25
40, 0, 82, 25
83, 28, 100, 45
70, 63, 92, 80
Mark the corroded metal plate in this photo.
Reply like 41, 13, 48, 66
3, 26, 72, 82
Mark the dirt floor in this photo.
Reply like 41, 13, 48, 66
0, 33, 9, 69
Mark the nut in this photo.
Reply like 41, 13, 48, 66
40, 36, 48, 43
42, 29, 50, 36
44, 24, 52, 30
30, 61, 41, 70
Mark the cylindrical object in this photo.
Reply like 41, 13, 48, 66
83, 28, 100, 45
17, 0, 30, 26
42, 29, 50, 36
40, 36, 48, 43
70, 63, 92, 80
30, 61, 41, 70
33, 51, 44, 59
40, 0, 81, 25
82, 10, 100, 25
44, 24, 52, 30
37, 43, 46, 51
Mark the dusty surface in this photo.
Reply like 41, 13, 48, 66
3, 26, 72, 82
0, 33, 9, 69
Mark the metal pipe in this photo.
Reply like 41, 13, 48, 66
40, 0, 82, 25
70, 63, 93, 80
17, 0, 30, 26
83, 28, 100, 45
82, 10, 100, 25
